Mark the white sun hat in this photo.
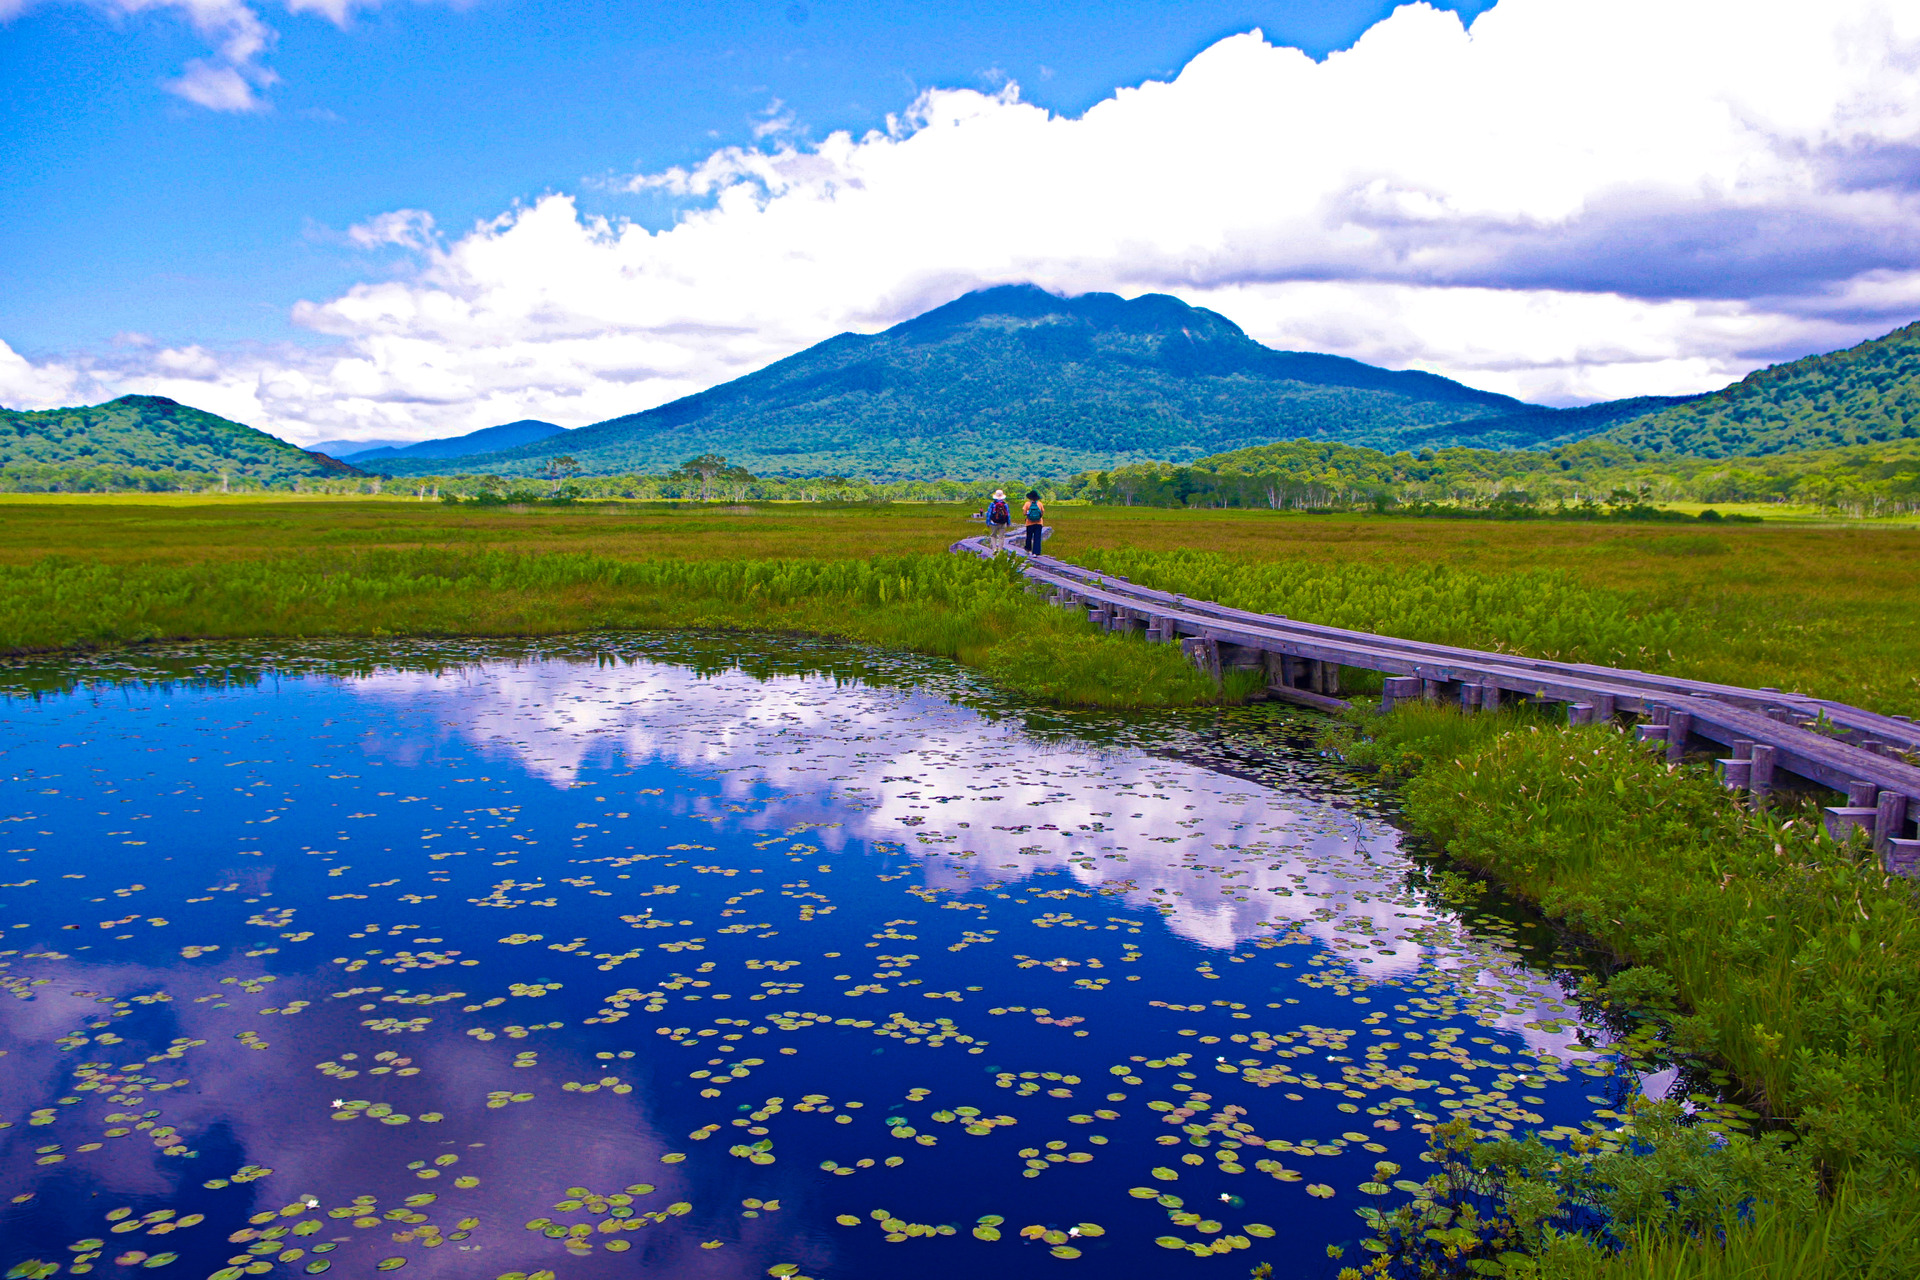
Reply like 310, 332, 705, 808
992, 489, 1006, 499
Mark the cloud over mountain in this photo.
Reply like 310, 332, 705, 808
6, 0, 1919, 445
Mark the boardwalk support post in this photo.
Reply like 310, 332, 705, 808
1875, 791, 1907, 865
1750, 744, 1776, 810
1666, 710, 1693, 763
1181, 636, 1221, 684
1716, 740, 1754, 791
1381, 676, 1420, 713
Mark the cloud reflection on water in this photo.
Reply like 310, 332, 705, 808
351, 661, 1437, 969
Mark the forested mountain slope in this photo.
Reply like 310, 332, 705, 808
372, 285, 1545, 480
1603, 321, 1920, 456
0, 395, 363, 485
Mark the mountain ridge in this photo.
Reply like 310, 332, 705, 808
368, 284, 1550, 480
1599, 321, 1920, 457
346, 419, 568, 462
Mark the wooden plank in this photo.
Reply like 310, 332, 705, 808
1265, 684, 1350, 713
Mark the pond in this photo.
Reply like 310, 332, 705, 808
1, 633, 1652, 1280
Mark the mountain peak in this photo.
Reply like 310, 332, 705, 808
895, 284, 1250, 345
372, 284, 1537, 480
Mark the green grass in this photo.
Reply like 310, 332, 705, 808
1327, 705, 1920, 1279
0, 547, 1225, 710
1068, 537, 1920, 717
9, 497, 1917, 716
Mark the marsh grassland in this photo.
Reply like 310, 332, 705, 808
4, 496, 1919, 1279
3, 498, 1917, 711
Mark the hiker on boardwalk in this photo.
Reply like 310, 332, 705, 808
1022, 489, 1046, 555
985, 488, 1012, 552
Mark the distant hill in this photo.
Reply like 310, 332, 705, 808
1600, 321, 1920, 457
1406, 394, 1708, 452
0, 395, 363, 484
350, 419, 567, 463
310, 435, 410, 458
374, 285, 1550, 480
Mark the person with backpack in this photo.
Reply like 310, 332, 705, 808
1022, 489, 1046, 555
985, 489, 1012, 552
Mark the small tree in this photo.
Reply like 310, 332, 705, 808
717, 463, 757, 502
541, 455, 582, 495
676, 453, 730, 502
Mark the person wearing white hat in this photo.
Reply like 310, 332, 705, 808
984, 488, 1012, 553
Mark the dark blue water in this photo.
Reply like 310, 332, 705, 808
0, 636, 1639, 1280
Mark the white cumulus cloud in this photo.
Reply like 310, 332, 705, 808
8, 0, 1920, 445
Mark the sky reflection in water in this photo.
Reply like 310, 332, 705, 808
0, 637, 1633, 1280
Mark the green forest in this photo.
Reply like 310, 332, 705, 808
1604, 320, 1920, 456
14, 436, 1920, 518
0, 395, 361, 487
1061, 436, 1920, 515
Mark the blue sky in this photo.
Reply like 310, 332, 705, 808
0, 0, 1491, 352
2, 0, 1917, 445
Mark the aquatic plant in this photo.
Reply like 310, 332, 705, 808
1331, 707, 1920, 1277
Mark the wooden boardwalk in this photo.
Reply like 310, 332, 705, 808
952, 534, 1920, 876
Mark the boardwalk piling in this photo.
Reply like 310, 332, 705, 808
1750, 744, 1776, 809
1180, 636, 1221, 683
1824, 804, 1880, 843
1666, 710, 1694, 763
1381, 676, 1420, 713
1875, 791, 1908, 863
1717, 739, 1755, 790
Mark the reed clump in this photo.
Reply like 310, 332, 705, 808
1332, 706, 1920, 1278
0, 548, 1223, 710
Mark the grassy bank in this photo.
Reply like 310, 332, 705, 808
0, 547, 1246, 709
1070, 541, 1920, 718
1328, 704, 1920, 1278
4, 496, 1918, 709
